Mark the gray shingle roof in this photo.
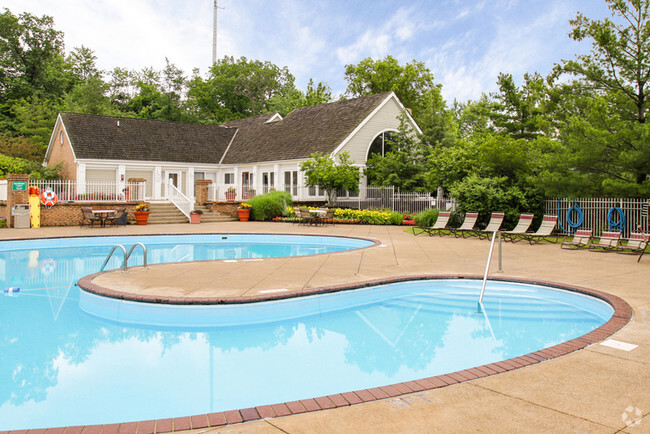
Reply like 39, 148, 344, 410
59, 92, 393, 165
220, 92, 392, 164
60, 113, 236, 164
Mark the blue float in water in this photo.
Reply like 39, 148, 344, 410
4, 287, 20, 293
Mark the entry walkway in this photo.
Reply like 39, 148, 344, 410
2, 222, 648, 432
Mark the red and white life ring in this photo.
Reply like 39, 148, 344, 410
40, 189, 58, 208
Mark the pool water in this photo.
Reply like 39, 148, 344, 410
0, 236, 613, 429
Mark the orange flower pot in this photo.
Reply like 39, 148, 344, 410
237, 209, 251, 222
134, 211, 150, 225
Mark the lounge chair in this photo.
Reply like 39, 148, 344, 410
588, 231, 621, 252
617, 233, 649, 260
520, 215, 558, 244
80, 207, 101, 228
560, 229, 593, 249
413, 211, 451, 236
501, 213, 535, 242
451, 212, 479, 238
476, 212, 505, 239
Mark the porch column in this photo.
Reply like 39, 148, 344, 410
154, 166, 162, 200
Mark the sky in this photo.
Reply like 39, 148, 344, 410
2, 0, 612, 103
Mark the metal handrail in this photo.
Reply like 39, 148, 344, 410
126, 242, 148, 269
100, 244, 127, 272
100, 243, 148, 272
479, 231, 502, 303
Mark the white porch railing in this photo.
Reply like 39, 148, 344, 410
167, 179, 192, 220
28, 180, 146, 202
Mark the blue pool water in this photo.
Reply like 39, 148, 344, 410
0, 235, 613, 429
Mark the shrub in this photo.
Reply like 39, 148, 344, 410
413, 209, 439, 227
248, 190, 292, 221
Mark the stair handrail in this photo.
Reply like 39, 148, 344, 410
100, 244, 128, 272
479, 231, 502, 303
167, 178, 191, 220
126, 242, 148, 268
100, 243, 148, 272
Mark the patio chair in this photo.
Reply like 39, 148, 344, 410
322, 208, 335, 225
451, 211, 479, 238
104, 207, 126, 227
560, 229, 593, 249
476, 212, 505, 239
587, 231, 621, 252
617, 233, 649, 261
413, 211, 451, 236
299, 207, 315, 226
80, 207, 101, 228
520, 215, 558, 245
501, 213, 535, 242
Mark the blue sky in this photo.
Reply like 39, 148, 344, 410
3, 0, 612, 103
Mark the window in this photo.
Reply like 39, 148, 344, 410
262, 172, 275, 193
224, 173, 234, 184
367, 131, 397, 158
284, 170, 298, 195
60, 131, 64, 145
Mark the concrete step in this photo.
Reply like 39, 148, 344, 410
140, 202, 236, 224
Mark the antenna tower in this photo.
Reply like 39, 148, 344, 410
212, 0, 225, 64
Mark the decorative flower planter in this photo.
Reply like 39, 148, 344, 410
190, 213, 202, 224
226, 192, 236, 202
244, 191, 256, 199
133, 211, 150, 225
237, 209, 251, 222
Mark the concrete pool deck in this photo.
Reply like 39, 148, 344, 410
2, 222, 649, 432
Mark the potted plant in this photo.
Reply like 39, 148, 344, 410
190, 209, 203, 224
237, 202, 252, 222
244, 188, 256, 199
225, 186, 237, 202
133, 202, 150, 225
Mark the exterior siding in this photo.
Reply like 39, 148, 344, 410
126, 169, 154, 197
338, 98, 405, 164
86, 168, 116, 183
48, 123, 77, 180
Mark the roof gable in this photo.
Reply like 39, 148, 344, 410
220, 92, 393, 164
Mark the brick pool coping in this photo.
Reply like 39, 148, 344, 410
7, 274, 632, 434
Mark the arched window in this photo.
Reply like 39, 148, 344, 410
367, 131, 397, 159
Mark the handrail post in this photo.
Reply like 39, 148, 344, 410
479, 231, 497, 303
100, 244, 128, 272
498, 232, 503, 272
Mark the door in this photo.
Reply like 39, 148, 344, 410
164, 171, 181, 198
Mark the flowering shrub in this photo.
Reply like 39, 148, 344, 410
275, 207, 414, 225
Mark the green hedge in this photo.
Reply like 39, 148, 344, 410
247, 191, 292, 221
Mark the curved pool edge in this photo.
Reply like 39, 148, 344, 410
62, 275, 634, 433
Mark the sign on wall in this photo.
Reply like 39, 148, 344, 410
12, 181, 27, 191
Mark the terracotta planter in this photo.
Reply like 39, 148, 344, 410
134, 211, 150, 225
190, 213, 202, 224
226, 192, 236, 202
237, 208, 251, 222
244, 191, 255, 199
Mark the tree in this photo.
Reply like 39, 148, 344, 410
0, 9, 71, 132
299, 152, 360, 204
488, 72, 551, 140
549, 0, 650, 195
344, 55, 439, 118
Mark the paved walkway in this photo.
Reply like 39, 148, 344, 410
3, 222, 649, 432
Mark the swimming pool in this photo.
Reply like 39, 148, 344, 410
0, 235, 618, 429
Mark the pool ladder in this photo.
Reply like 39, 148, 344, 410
100, 243, 148, 272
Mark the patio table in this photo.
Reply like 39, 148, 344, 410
91, 209, 116, 228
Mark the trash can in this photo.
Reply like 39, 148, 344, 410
12, 204, 31, 229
